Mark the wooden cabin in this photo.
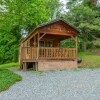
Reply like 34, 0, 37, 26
19, 19, 80, 71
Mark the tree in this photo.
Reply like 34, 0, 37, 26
0, 0, 62, 64
63, 0, 100, 51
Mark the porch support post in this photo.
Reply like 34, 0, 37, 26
23, 62, 27, 71
36, 62, 38, 71
37, 32, 40, 59
71, 35, 78, 58
34, 35, 36, 47
75, 36, 78, 58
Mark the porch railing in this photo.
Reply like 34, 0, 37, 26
21, 47, 77, 60
22, 47, 37, 60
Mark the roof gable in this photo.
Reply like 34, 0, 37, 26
37, 19, 80, 33
39, 21, 77, 35
22, 18, 80, 43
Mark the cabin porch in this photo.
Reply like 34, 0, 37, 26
20, 33, 78, 71
19, 19, 79, 71
21, 47, 77, 71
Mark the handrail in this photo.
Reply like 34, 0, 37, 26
21, 47, 77, 60
39, 47, 76, 59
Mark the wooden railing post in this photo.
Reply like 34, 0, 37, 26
71, 35, 78, 58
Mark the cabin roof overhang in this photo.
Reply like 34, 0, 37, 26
22, 18, 80, 43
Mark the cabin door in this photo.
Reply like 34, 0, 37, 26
39, 41, 53, 57
39, 41, 45, 56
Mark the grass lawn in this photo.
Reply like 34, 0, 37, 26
0, 62, 19, 69
78, 52, 100, 68
0, 63, 21, 92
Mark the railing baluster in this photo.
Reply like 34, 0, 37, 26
21, 47, 77, 60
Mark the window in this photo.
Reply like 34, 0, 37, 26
48, 41, 52, 47
40, 41, 45, 47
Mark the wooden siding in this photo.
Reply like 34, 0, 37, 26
39, 22, 76, 35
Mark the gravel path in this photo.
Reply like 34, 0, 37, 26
0, 69, 100, 100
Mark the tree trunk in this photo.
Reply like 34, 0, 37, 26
82, 41, 87, 52
82, 31, 88, 51
84, 0, 97, 7
90, 0, 97, 6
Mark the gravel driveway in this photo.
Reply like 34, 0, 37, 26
0, 69, 100, 100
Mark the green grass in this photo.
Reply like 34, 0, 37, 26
78, 52, 92, 57
0, 62, 22, 92
0, 69, 22, 92
78, 52, 100, 68
0, 62, 19, 69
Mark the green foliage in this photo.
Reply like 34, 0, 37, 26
0, 0, 61, 64
78, 52, 92, 57
93, 38, 100, 47
0, 69, 22, 92
0, 0, 99, 64
61, 38, 76, 48
64, 0, 100, 51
